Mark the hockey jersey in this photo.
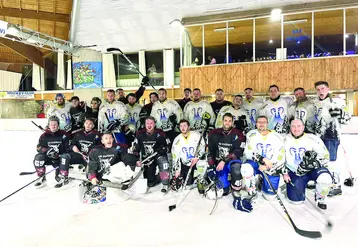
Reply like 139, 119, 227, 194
71, 130, 102, 155
47, 103, 72, 132
242, 97, 264, 127
126, 103, 142, 132
244, 129, 285, 175
98, 100, 129, 133
215, 105, 251, 130
312, 94, 351, 140
183, 100, 216, 131
287, 98, 316, 134
150, 99, 183, 132
133, 128, 169, 159
37, 130, 70, 160
258, 96, 292, 134
284, 133, 329, 174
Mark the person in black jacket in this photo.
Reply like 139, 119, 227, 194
139, 92, 158, 128
210, 88, 232, 117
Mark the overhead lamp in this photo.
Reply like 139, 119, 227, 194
284, 19, 307, 24
269, 39, 273, 44
169, 19, 183, 27
345, 34, 349, 38
271, 8, 282, 21
214, 27, 234, 32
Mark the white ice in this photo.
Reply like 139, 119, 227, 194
0, 120, 358, 247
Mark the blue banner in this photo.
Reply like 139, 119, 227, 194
73, 62, 103, 89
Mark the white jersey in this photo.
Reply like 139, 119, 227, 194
47, 103, 71, 131
284, 133, 329, 174
244, 129, 285, 175
150, 99, 183, 132
312, 95, 351, 139
215, 105, 251, 130
288, 98, 316, 133
259, 96, 292, 134
183, 100, 215, 131
242, 97, 264, 127
171, 131, 205, 173
126, 103, 142, 132
98, 100, 129, 133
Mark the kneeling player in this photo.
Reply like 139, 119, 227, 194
132, 116, 170, 193
283, 119, 332, 210
171, 119, 207, 191
87, 132, 137, 185
33, 116, 70, 188
56, 118, 101, 188
235, 116, 285, 212
207, 113, 246, 196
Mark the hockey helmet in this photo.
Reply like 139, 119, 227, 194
55, 93, 65, 101
81, 183, 107, 204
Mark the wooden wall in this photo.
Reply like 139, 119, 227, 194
180, 57, 358, 94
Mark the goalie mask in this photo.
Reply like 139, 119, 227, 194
79, 182, 107, 204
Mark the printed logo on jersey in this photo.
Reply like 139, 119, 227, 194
256, 143, 273, 159
99, 157, 113, 174
246, 109, 257, 125
80, 143, 92, 154
157, 109, 168, 121
106, 108, 117, 121
182, 147, 195, 159
129, 112, 138, 125
295, 109, 306, 121
61, 112, 71, 125
192, 107, 203, 120
314, 106, 322, 122
48, 144, 61, 153
218, 145, 230, 160
144, 144, 155, 156
289, 147, 306, 165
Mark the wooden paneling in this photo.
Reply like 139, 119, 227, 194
180, 57, 358, 94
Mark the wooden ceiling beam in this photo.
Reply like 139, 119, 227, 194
0, 37, 44, 67
0, 7, 70, 23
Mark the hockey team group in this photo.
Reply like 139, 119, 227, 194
32, 77, 351, 215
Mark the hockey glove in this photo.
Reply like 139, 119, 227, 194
296, 150, 320, 176
206, 166, 217, 181
107, 119, 121, 131
141, 76, 150, 86
234, 115, 248, 131
170, 176, 183, 192
233, 196, 253, 213
63, 124, 72, 132
329, 108, 341, 118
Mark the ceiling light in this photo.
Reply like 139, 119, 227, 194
205, 7, 243, 14
345, 34, 349, 38
269, 39, 273, 44
284, 19, 307, 24
271, 8, 282, 21
214, 27, 234, 32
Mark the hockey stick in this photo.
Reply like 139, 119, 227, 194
288, 182, 333, 230
31, 121, 45, 131
209, 182, 219, 215
69, 177, 126, 190
168, 113, 211, 212
106, 47, 158, 93
342, 144, 354, 187
1, 167, 58, 203
262, 172, 322, 239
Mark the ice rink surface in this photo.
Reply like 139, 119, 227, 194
0, 123, 358, 247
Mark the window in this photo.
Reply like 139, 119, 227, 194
204, 22, 227, 65
182, 25, 203, 66
314, 10, 343, 57
43, 52, 58, 90
284, 13, 312, 59
145, 51, 164, 86
346, 8, 358, 55
228, 19, 253, 63
113, 53, 140, 87
174, 49, 180, 85
255, 17, 281, 61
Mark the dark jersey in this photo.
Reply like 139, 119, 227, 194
70, 106, 85, 131
84, 108, 99, 129
37, 130, 70, 159
178, 98, 191, 110
133, 128, 169, 158
118, 85, 145, 104
139, 103, 154, 128
211, 100, 232, 117
71, 130, 102, 155
207, 128, 245, 166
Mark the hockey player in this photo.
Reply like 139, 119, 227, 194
210, 88, 232, 117
88, 131, 138, 185
139, 92, 158, 129
287, 88, 316, 134
56, 118, 101, 188
85, 97, 102, 129
171, 119, 207, 190
238, 116, 285, 207
132, 116, 170, 192
313, 81, 351, 196
98, 89, 129, 144
116, 77, 148, 104
33, 116, 70, 188
215, 94, 251, 133
69, 96, 86, 133
283, 119, 332, 210
47, 93, 72, 132
259, 85, 292, 134
150, 88, 183, 146
183, 88, 215, 132
178, 88, 192, 110
126, 93, 142, 138
242, 87, 264, 127
207, 113, 246, 196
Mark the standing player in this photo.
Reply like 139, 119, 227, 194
139, 92, 158, 129
210, 88, 232, 117
126, 93, 142, 145
171, 119, 207, 190
313, 81, 351, 196
183, 88, 215, 132
56, 118, 101, 188
150, 88, 183, 146
242, 87, 264, 128
283, 119, 332, 210
98, 89, 129, 144
259, 85, 292, 134
69, 96, 86, 133
132, 116, 170, 192
33, 116, 70, 188
47, 93, 72, 133
178, 88, 192, 110
287, 88, 316, 134
85, 97, 102, 129
215, 94, 251, 133
207, 113, 246, 196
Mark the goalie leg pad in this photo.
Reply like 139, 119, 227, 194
230, 161, 242, 189
241, 162, 256, 193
